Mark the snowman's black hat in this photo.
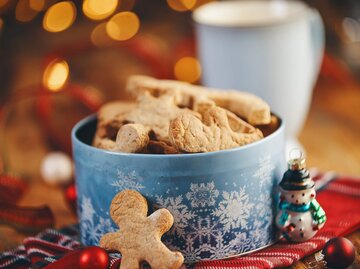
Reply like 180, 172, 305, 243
279, 157, 315, 191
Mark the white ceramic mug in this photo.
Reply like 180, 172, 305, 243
193, 0, 324, 151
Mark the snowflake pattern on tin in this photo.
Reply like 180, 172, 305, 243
255, 193, 274, 225
111, 170, 145, 191
247, 192, 276, 248
186, 181, 219, 208
212, 186, 254, 231
79, 155, 279, 262
80, 196, 95, 222
154, 195, 196, 236
179, 221, 252, 262
188, 217, 221, 246
252, 155, 275, 190
78, 195, 116, 245
226, 231, 253, 255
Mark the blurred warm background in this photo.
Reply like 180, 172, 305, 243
0, 0, 204, 177
0, 0, 359, 251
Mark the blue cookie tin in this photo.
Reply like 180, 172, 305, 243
72, 114, 285, 263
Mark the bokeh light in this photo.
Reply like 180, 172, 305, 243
29, 0, 45, 11
342, 17, 360, 43
182, 0, 197, 10
0, 17, 3, 31
167, 0, 187, 12
0, 0, 8, 9
91, 22, 114, 47
43, 1, 76, 33
83, 0, 118, 21
174, 57, 202, 83
167, 0, 197, 11
106, 11, 140, 41
43, 59, 70, 91
15, 0, 38, 22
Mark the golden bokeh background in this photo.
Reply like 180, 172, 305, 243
83, 0, 117, 21
106, 11, 139, 41
0, 0, 214, 88
43, 59, 70, 91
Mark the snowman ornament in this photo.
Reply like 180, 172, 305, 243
276, 152, 326, 242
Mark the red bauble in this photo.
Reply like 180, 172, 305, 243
79, 246, 109, 269
322, 237, 355, 269
65, 183, 77, 213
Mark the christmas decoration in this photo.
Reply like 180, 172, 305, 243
79, 246, 109, 269
41, 246, 109, 269
276, 150, 326, 242
322, 237, 355, 269
64, 183, 77, 213
42, 249, 83, 269
40, 152, 73, 186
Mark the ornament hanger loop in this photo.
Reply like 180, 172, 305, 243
288, 148, 306, 170
289, 148, 303, 160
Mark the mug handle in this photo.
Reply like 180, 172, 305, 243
309, 8, 325, 85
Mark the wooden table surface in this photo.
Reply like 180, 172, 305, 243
0, 76, 359, 266
299, 78, 360, 176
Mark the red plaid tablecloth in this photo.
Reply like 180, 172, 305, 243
1, 172, 359, 269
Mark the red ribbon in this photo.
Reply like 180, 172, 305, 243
0, 174, 54, 234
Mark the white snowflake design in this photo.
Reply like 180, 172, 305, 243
246, 192, 276, 248
179, 227, 251, 262
186, 181, 219, 208
79, 195, 116, 245
111, 170, 145, 191
248, 219, 272, 249
226, 231, 253, 255
80, 196, 95, 222
154, 195, 196, 236
188, 217, 220, 245
252, 155, 275, 190
212, 186, 254, 231
254, 193, 274, 225
166, 234, 199, 263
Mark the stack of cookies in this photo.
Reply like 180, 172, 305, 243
93, 75, 279, 154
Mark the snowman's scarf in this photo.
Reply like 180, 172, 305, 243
279, 200, 327, 225
279, 200, 311, 212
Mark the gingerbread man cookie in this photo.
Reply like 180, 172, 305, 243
100, 190, 184, 269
